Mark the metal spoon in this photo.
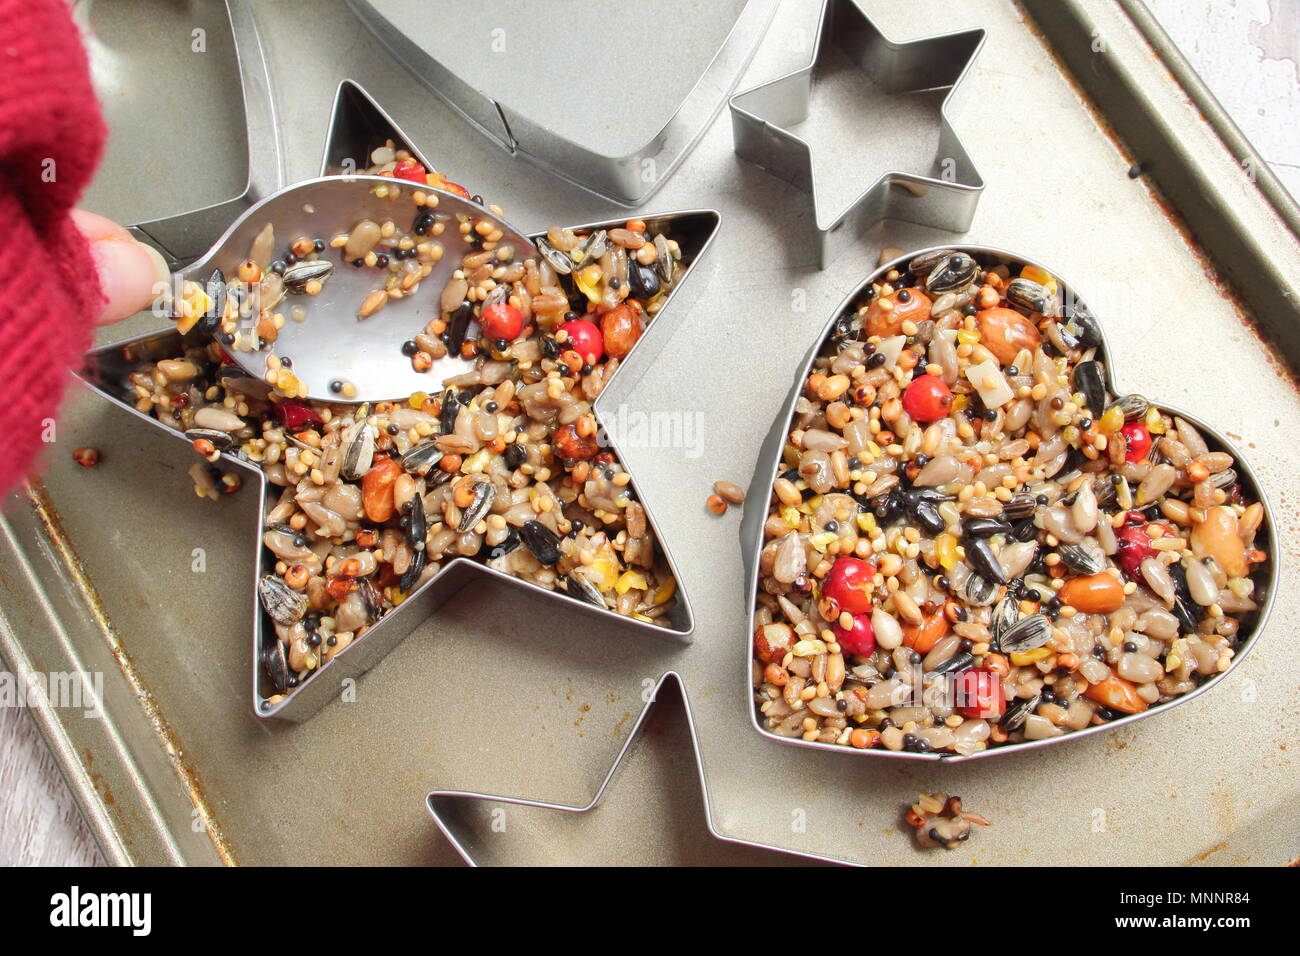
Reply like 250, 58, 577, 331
171, 174, 536, 403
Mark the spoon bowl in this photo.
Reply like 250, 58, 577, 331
178, 174, 536, 403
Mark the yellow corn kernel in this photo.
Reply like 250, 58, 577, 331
174, 281, 212, 334
1145, 406, 1166, 434
615, 570, 648, 595
408, 391, 429, 410
1097, 405, 1124, 435
810, 531, 838, 552
1010, 647, 1052, 666
1020, 264, 1058, 294
956, 328, 981, 346
935, 532, 959, 571
781, 506, 801, 528
575, 264, 603, 302
652, 577, 677, 604
590, 558, 619, 591
855, 512, 877, 535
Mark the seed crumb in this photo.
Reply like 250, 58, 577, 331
905, 792, 990, 850
72, 447, 100, 468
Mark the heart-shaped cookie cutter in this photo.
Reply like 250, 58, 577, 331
741, 244, 1278, 760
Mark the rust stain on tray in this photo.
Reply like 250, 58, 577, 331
24, 478, 237, 866
1018, 3, 1300, 394
1190, 840, 1228, 863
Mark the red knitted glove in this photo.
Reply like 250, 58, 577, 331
0, 0, 107, 495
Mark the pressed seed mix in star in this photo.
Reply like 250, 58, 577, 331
138, 145, 683, 701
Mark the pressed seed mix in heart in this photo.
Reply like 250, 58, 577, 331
752, 250, 1269, 754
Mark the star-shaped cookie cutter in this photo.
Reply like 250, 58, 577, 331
728, 0, 985, 269
427, 672, 849, 866
78, 76, 721, 721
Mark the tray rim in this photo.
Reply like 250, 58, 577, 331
4, 0, 1297, 866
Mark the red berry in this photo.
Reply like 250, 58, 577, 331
954, 667, 1005, 718
272, 400, 322, 431
480, 303, 524, 341
1114, 521, 1157, 580
1120, 422, 1152, 462
832, 613, 876, 656
822, 557, 876, 615
902, 375, 953, 423
391, 159, 427, 184
437, 179, 471, 200
560, 319, 603, 365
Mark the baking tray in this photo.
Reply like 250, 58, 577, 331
1, 0, 1297, 866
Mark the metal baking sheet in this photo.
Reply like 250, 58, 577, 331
2, 0, 1296, 866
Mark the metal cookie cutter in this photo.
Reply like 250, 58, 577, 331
741, 245, 1278, 761
427, 672, 847, 866
78, 80, 722, 721
729, 0, 985, 269
343, 0, 778, 205
127, 0, 284, 270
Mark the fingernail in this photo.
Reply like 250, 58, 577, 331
90, 236, 169, 324
140, 240, 172, 288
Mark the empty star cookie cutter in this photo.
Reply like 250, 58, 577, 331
426, 672, 849, 866
78, 79, 720, 721
728, 0, 985, 269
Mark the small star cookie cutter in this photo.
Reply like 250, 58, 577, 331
78, 79, 720, 721
728, 0, 985, 269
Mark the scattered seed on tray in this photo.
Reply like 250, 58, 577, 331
752, 249, 1270, 754
714, 480, 745, 505
72, 447, 99, 467
905, 791, 990, 850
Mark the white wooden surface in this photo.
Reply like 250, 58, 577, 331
1147, 0, 1300, 198
0, 706, 104, 866
1, 1, 1296, 868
